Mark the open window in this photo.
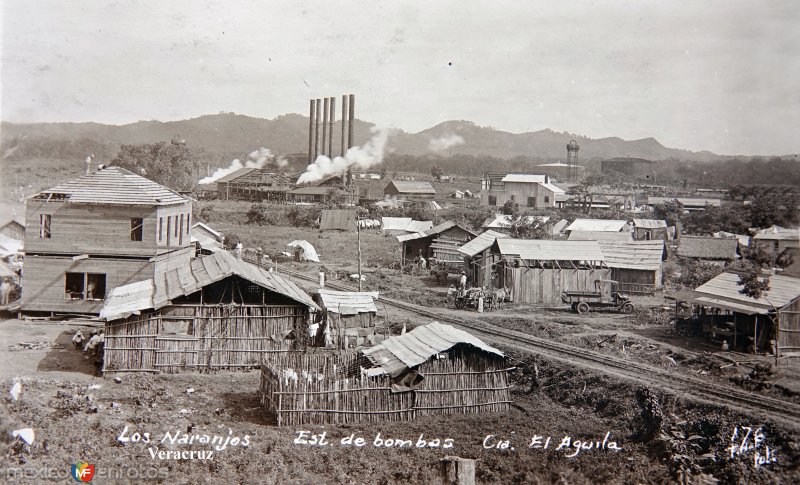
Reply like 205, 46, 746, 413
65, 272, 84, 300
86, 273, 106, 300
64, 273, 106, 300
39, 214, 51, 239
130, 218, 143, 241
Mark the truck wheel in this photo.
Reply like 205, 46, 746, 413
622, 303, 634, 314
576, 302, 590, 314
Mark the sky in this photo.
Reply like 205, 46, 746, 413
1, 0, 798, 156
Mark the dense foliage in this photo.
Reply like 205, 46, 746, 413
110, 142, 200, 191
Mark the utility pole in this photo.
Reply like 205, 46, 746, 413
357, 216, 363, 291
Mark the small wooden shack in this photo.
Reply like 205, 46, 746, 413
101, 251, 319, 373
677, 236, 739, 266
397, 221, 477, 267
683, 272, 800, 364
0, 217, 25, 241
260, 322, 511, 426
458, 230, 510, 288
631, 219, 669, 241
383, 180, 436, 201
319, 210, 357, 231
598, 240, 667, 294
314, 288, 381, 349
491, 239, 611, 305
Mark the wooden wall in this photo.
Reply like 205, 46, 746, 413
0, 222, 25, 241
21, 255, 153, 313
778, 297, 800, 365
155, 203, 194, 252
610, 268, 661, 287
104, 304, 310, 373
503, 266, 612, 305
466, 250, 503, 289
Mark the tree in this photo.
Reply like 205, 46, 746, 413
111, 142, 199, 191
652, 200, 684, 228
737, 267, 770, 300
749, 193, 800, 229
431, 165, 444, 181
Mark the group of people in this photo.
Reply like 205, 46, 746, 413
446, 270, 470, 308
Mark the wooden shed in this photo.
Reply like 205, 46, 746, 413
689, 272, 800, 365
383, 181, 437, 200
491, 239, 611, 305
677, 236, 740, 266
458, 230, 510, 289
100, 251, 319, 373
0, 217, 25, 241
598, 240, 667, 294
631, 219, 669, 241
319, 210, 357, 231
397, 221, 476, 268
314, 288, 381, 349
260, 322, 511, 426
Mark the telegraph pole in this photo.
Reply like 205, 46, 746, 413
357, 217, 363, 291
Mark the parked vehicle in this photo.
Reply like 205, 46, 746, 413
560, 279, 634, 314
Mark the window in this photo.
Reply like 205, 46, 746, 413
186, 213, 191, 234
130, 218, 143, 241
158, 217, 163, 242
39, 214, 51, 238
544, 195, 550, 204
166, 217, 172, 245
488, 195, 497, 206
174, 215, 179, 237
527, 197, 536, 207
179, 214, 184, 245
65, 273, 106, 301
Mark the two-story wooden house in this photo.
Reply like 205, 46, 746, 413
21, 166, 193, 314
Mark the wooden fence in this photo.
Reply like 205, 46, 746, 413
261, 347, 511, 426
104, 304, 309, 373
504, 266, 613, 305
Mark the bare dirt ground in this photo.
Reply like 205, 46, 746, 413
2, 314, 798, 484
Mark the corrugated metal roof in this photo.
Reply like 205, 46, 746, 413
396, 221, 476, 243
694, 272, 800, 313
566, 219, 628, 232
458, 230, 510, 257
632, 219, 667, 229
568, 231, 633, 241
362, 322, 503, 377
318, 288, 379, 314
648, 197, 722, 207
551, 219, 569, 235
0, 260, 14, 278
502, 174, 548, 183
320, 210, 356, 231
385, 181, 436, 194
495, 239, 606, 262
0, 234, 23, 258
214, 167, 261, 184
598, 241, 666, 271
381, 218, 434, 233
753, 226, 800, 242
101, 251, 318, 321
30, 166, 188, 206
677, 237, 739, 260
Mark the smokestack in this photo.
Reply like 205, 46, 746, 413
328, 97, 335, 158
341, 94, 348, 157
348, 94, 355, 149
308, 99, 316, 163
322, 98, 329, 158
314, 98, 321, 160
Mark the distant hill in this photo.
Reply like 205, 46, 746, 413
1, 114, 729, 162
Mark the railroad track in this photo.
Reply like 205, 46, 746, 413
280, 267, 800, 428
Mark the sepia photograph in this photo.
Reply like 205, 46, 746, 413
1, 1, 798, 483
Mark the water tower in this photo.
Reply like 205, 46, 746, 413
566, 140, 580, 181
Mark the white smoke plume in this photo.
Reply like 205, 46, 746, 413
199, 147, 284, 184
296, 127, 391, 185
428, 134, 465, 152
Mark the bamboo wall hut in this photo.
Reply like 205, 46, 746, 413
260, 322, 511, 426
101, 251, 319, 373
689, 272, 800, 364
314, 288, 382, 349
598, 240, 667, 294
491, 239, 611, 304
458, 230, 510, 289
397, 221, 477, 268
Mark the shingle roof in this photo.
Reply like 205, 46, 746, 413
694, 272, 800, 314
598, 241, 666, 271
495, 239, 606, 262
101, 251, 318, 321
396, 221, 476, 243
214, 167, 261, 184
317, 289, 379, 315
566, 219, 628, 232
753, 226, 799, 242
458, 230, 510, 257
677, 237, 739, 260
362, 322, 503, 377
30, 166, 188, 206
385, 181, 436, 194
632, 219, 668, 229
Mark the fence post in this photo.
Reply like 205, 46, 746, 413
440, 456, 476, 485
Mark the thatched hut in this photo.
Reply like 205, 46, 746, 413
100, 251, 319, 374
260, 322, 511, 426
